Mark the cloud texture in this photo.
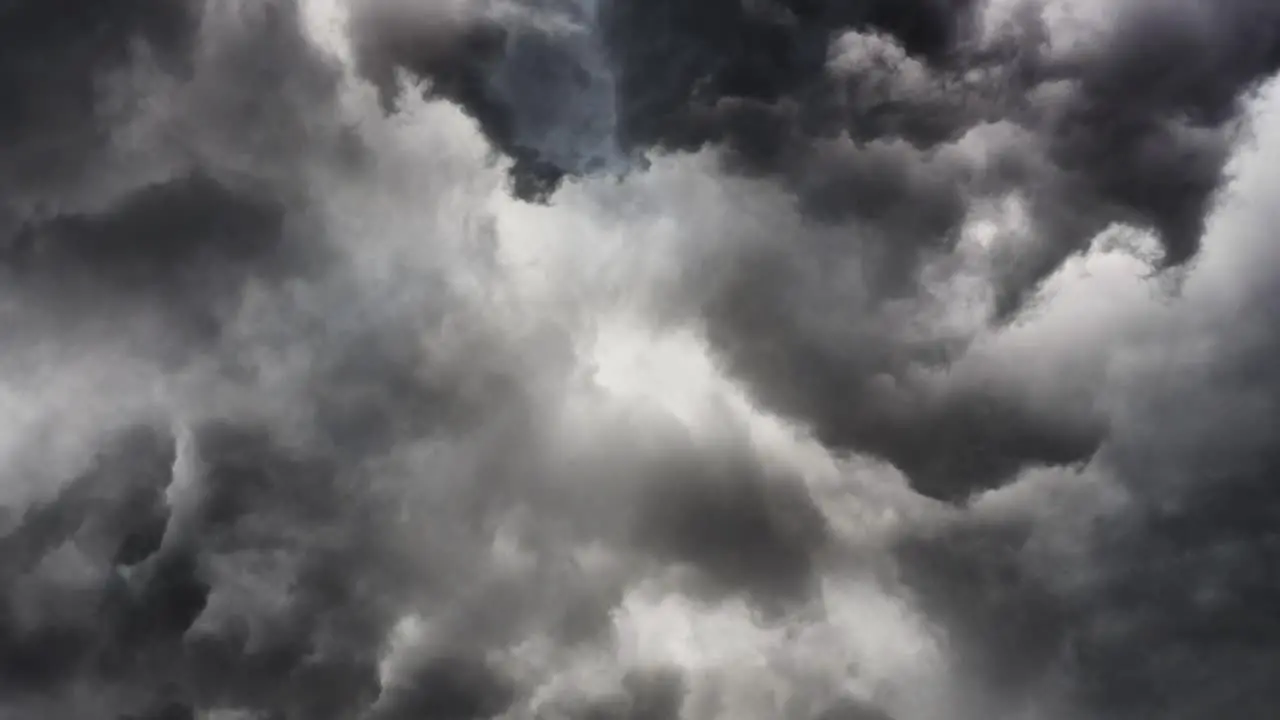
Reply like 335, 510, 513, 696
3, 1, 1280, 718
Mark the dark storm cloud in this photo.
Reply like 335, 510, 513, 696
0, 418, 416, 719
629, 430, 830, 607
891, 174, 1280, 718
0, 0, 353, 371
348, 0, 574, 199
893, 399, 1280, 719
0, 0, 196, 204
0, 5, 400, 714
698, 238, 1109, 501
349, 0, 983, 198
359, 0, 1277, 285
355, 0, 1280, 500
173, 423, 400, 720
6, 0, 1280, 719
2, 173, 287, 345
1063, 477, 1280, 719
890, 512, 1076, 716
612, 0, 1280, 296
1059, 272, 1280, 718
367, 653, 515, 720
685, 0, 1280, 498
0, 426, 177, 694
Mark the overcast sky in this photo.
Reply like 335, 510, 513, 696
2, 2, 1280, 719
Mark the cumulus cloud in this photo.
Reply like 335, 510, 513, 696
2, 0, 1280, 718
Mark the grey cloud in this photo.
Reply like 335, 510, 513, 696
888, 118, 1280, 719
5, 0, 1280, 719
0, 0, 196, 208
355, 0, 1280, 500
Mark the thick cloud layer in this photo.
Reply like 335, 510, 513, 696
3, 1, 1280, 719
353, 0, 1280, 498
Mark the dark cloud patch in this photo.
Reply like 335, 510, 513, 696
0, 0, 197, 206
814, 696, 898, 720
893, 515, 1074, 710
369, 653, 515, 720
687, 0, 1280, 493
701, 242, 1106, 501
0, 425, 181, 696
632, 445, 829, 607
0, 419, 399, 718
353, 0, 1278, 301
604, 0, 1280, 302
600, 0, 977, 150
839, 385, 1103, 503
5, 173, 285, 284
694, 4, 1279, 494
891, 419, 1280, 716
1064, 468, 1280, 719
170, 421, 404, 719
0, 172, 293, 364
906, 456, 1280, 719
0, 425, 175, 583
98, 550, 212, 676
348, 2, 570, 198
352, 0, 980, 198
123, 697, 197, 720
892, 247, 1280, 716
1057, 280, 1280, 718
617, 667, 686, 720
0, 1, 350, 370
553, 667, 686, 720
347, 2, 507, 114
980, 0, 1280, 313
350, 0, 1280, 309
351, 0, 1280, 500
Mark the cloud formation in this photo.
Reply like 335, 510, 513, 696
2, 1, 1280, 719
351, 0, 1280, 498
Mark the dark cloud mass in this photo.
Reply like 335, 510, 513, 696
3, 0, 1280, 718
356, 0, 1280, 498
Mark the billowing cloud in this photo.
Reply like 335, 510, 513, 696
2, 1, 1280, 718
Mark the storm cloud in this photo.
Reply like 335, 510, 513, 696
353, 0, 1280, 498
2, 1, 1280, 719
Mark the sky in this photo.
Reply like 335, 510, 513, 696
2, 1, 1280, 718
